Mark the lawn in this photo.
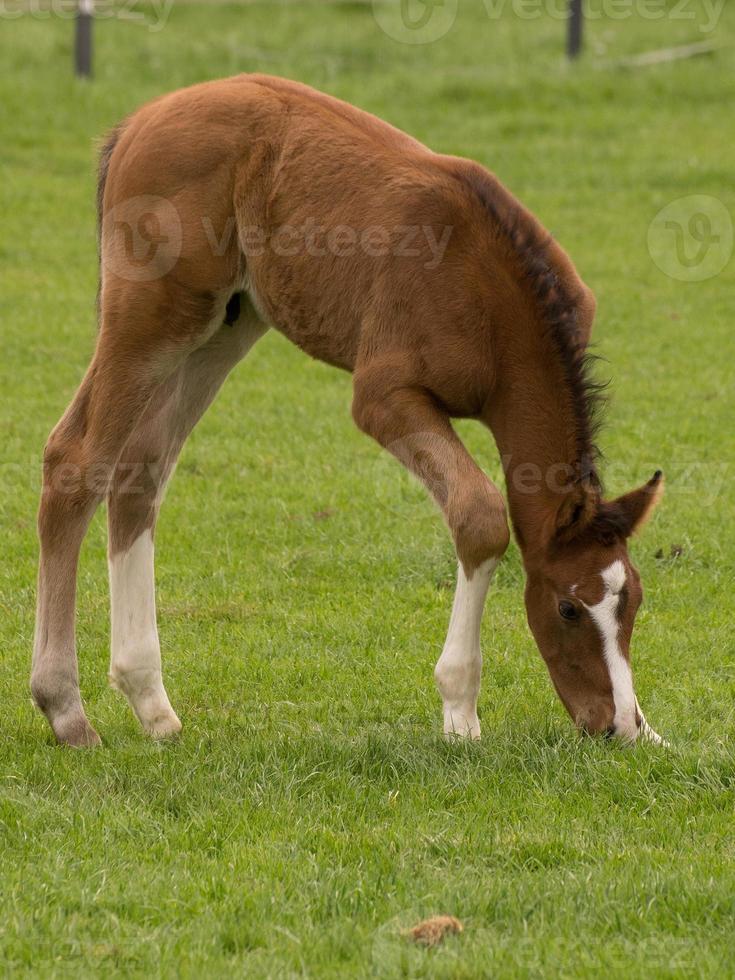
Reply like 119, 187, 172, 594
1, 1, 735, 976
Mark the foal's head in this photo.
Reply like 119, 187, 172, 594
523, 471, 665, 743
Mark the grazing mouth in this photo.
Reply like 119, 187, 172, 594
575, 718, 617, 739
578, 720, 668, 748
608, 722, 669, 747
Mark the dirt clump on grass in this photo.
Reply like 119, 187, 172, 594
404, 915, 464, 947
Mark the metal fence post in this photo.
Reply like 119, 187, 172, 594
567, 0, 583, 59
75, 0, 93, 78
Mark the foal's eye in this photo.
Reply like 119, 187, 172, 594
558, 600, 579, 622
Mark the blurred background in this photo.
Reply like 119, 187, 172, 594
1, 2, 734, 975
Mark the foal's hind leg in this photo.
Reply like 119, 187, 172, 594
107, 309, 266, 736
32, 283, 222, 746
352, 364, 510, 738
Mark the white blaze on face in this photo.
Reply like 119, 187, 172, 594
582, 559, 664, 745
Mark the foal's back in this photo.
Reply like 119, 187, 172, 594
103, 73, 562, 407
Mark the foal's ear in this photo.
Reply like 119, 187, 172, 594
552, 480, 599, 542
610, 470, 665, 538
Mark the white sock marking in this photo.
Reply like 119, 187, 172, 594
108, 530, 181, 735
434, 559, 497, 739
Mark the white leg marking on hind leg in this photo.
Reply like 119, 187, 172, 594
108, 530, 181, 736
434, 559, 497, 739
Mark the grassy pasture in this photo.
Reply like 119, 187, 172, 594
1, 1, 735, 975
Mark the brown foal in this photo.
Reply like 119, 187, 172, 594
32, 75, 665, 747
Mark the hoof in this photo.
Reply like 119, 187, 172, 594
143, 711, 182, 739
51, 711, 102, 748
443, 728, 482, 742
109, 670, 181, 739
443, 711, 481, 740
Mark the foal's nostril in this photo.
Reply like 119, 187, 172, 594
576, 717, 616, 739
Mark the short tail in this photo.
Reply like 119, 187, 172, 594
95, 122, 126, 321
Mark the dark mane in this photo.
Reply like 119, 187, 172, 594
453, 164, 607, 490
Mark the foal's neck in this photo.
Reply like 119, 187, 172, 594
484, 322, 597, 551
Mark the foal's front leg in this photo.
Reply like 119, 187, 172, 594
434, 558, 498, 738
352, 368, 509, 738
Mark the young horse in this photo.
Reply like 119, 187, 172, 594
32, 75, 665, 747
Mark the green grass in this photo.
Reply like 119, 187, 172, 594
2, 1, 735, 975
